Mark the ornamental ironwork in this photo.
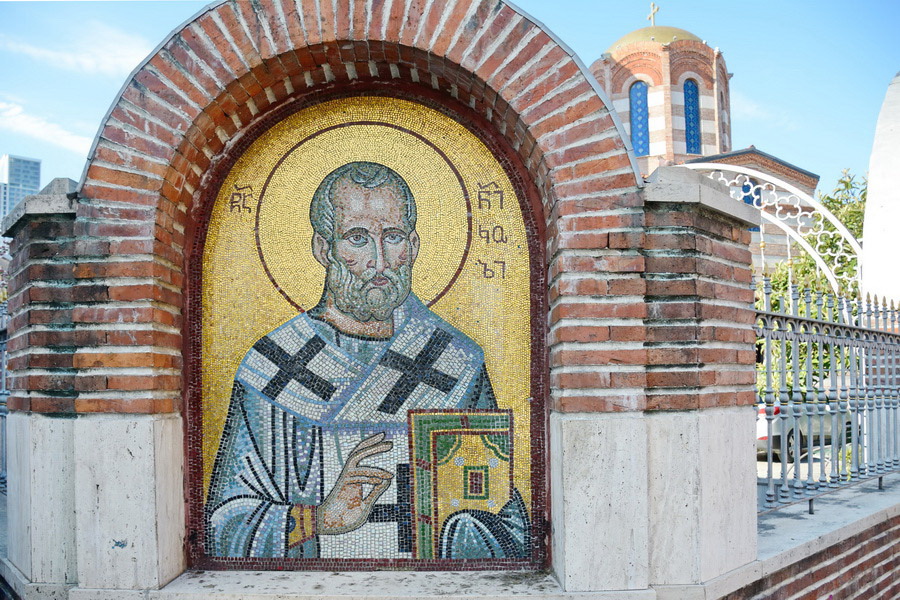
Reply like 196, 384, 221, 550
682, 163, 863, 296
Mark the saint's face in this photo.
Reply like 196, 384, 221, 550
330, 179, 417, 282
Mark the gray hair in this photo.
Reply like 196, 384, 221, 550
309, 162, 417, 241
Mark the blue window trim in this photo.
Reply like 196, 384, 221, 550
629, 81, 650, 157
684, 79, 701, 154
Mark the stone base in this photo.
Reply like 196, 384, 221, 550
647, 407, 758, 585
4, 412, 184, 594
551, 412, 649, 591
69, 589, 149, 600
0, 558, 71, 600
147, 571, 658, 600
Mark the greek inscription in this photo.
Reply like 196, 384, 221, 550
476, 182, 504, 211
478, 224, 509, 244
229, 184, 254, 215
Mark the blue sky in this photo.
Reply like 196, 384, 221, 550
0, 0, 897, 194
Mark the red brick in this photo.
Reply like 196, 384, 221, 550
28, 285, 108, 304
194, 14, 246, 79
72, 306, 179, 328
299, 0, 323, 45
73, 352, 181, 370
551, 301, 646, 321
85, 165, 161, 194
550, 325, 610, 344
645, 278, 697, 297
552, 231, 609, 251
553, 394, 646, 413
549, 254, 644, 276
162, 39, 221, 99
487, 31, 549, 90
148, 54, 212, 109
550, 349, 646, 367
75, 375, 109, 392
366, 0, 387, 40
445, 0, 497, 64
108, 105, 182, 151
648, 347, 700, 365
7, 396, 31, 412
429, 0, 473, 56
101, 330, 181, 349
74, 397, 176, 414
107, 375, 182, 391
223, 2, 267, 65
180, 22, 236, 84
29, 397, 76, 414
399, 0, 428, 47
647, 370, 701, 388
650, 302, 704, 321
9, 352, 74, 370
552, 277, 608, 297
108, 284, 182, 307
646, 392, 700, 410
132, 68, 202, 122
608, 278, 647, 296
120, 82, 192, 135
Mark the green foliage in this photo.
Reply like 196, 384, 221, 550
818, 170, 866, 240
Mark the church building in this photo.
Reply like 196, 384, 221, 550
590, 14, 821, 275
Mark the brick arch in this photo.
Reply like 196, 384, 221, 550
38, 0, 645, 419
670, 51, 715, 89
610, 53, 664, 92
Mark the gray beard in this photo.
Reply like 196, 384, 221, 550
325, 250, 412, 323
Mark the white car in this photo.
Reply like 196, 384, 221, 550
756, 400, 854, 462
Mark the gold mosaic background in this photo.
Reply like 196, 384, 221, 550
202, 96, 532, 508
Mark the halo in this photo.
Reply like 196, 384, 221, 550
255, 122, 472, 311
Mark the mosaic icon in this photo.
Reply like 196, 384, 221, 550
205, 162, 529, 560
199, 97, 537, 567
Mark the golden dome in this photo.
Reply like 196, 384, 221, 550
607, 26, 703, 52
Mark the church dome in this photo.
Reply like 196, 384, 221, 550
607, 26, 703, 52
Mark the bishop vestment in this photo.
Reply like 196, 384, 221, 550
205, 294, 529, 559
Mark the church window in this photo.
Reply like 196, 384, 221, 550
629, 81, 650, 156
742, 178, 761, 232
684, 79, 701, 154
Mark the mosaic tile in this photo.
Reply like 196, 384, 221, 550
196, 96, 540, 569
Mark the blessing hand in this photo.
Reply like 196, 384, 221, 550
317, 432, 394, 535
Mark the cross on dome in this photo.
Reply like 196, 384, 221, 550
647, 2, 659, 27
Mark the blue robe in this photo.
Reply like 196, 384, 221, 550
205, 294, 529, 559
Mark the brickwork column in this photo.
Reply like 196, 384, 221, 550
641, 166, 759, 592
0, 179, 184, 598
1, 180, 78, 596
545, 135, 650, 592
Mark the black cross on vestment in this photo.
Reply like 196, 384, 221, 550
377, 329, 458, 414
367, 463, 412, 552
254, 336, 336, 401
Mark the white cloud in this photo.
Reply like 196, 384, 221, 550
0, 101, 92, 156
731, 90, 799, 131
0, 21, 152, 78
731, 90, 770, 120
